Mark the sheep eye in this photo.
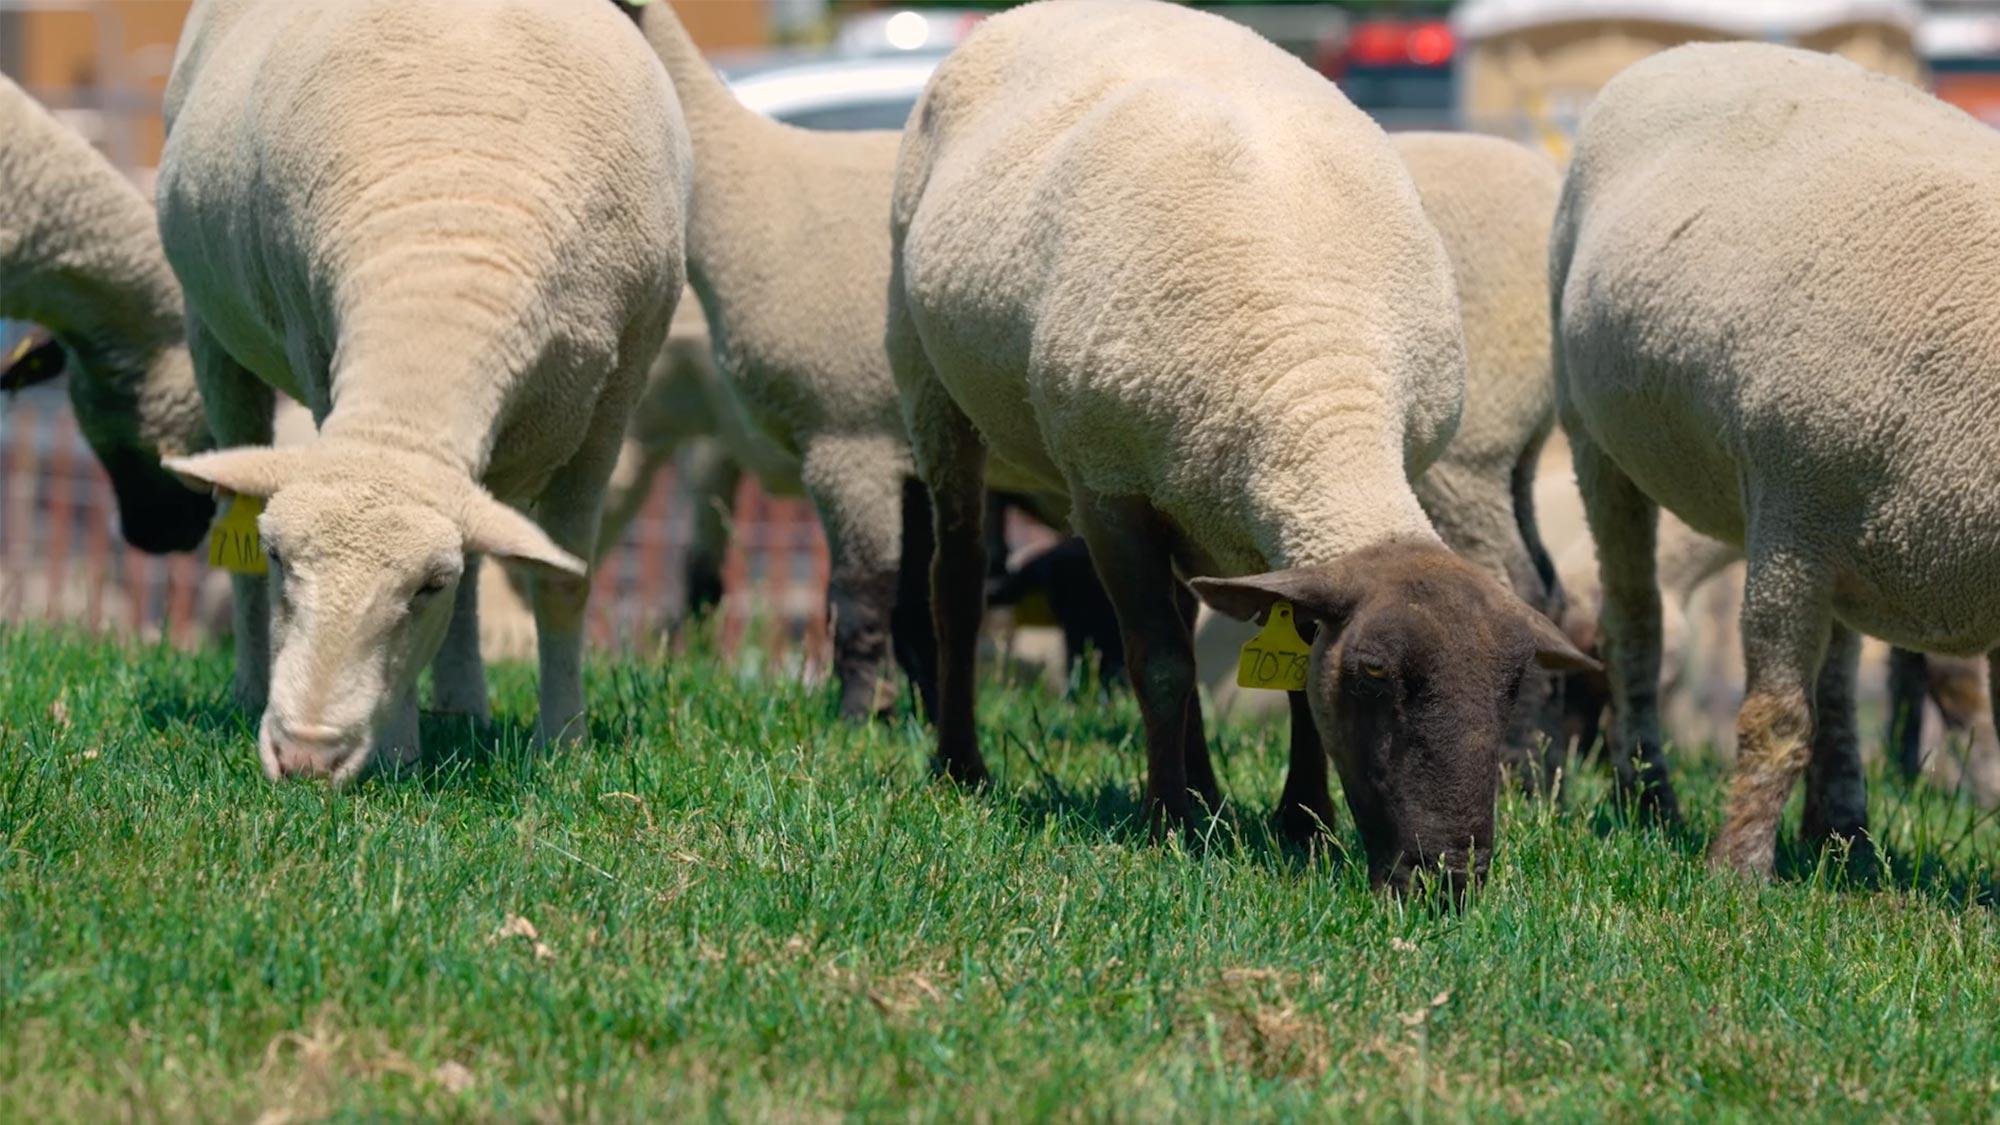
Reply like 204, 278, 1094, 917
416, 575, 450, 599
1361, 662, 1390, 680
266, 548, 283, 571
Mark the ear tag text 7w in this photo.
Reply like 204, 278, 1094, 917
208, 495, 267, 576
1236, 599, 1311, 691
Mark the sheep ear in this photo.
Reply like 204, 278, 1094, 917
1189, 566, 1357, 627
162, 447, 307, 499
1, 332, 67, 393
462, 490, 585, 577
1525, 605, 1601, 673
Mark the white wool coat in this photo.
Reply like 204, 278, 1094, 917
160, 0, 690, 504
891, 0, 1465, 577
1555, 42, 2000, 656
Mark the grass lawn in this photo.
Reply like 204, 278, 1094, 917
2, 625, 1997, 1121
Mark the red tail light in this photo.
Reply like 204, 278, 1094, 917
1328, 18, 1456, 72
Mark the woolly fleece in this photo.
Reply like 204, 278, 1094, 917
1398, 132, 1562, 609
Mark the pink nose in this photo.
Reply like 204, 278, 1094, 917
269, 720, 352, 779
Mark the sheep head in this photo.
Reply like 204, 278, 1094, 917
166, 443, 583, 783
1193, 541, 1597, 897
2, 331, 214, 553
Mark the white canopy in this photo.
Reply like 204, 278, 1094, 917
1455, 0, 1921, 42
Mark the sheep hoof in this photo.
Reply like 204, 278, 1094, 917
930, 743, 990, 788
1277, 799, 1338, 849
370, 743, 423, 781
1707, 830, 1776, 879
1146, 792, 1209, 846
1800, 822, 1879, 882
835, 673, 899, 724
1616, 777, 1684, 830
534, 714, 587, 752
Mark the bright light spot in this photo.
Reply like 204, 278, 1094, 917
884, 11, 930, 51
1407, 24, 1455, 66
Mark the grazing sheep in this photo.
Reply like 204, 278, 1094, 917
1553, 42, 2000, 874
1394, 131, 1567, 782
157, 0, 690, 782
633, 4, 926, 720
0, 72, 213, 553
890, 0, 1594, 890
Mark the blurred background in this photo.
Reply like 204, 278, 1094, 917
4, 0, 1999, 667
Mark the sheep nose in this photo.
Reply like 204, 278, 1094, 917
264, 718, 354, 780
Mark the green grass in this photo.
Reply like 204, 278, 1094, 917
2, 625, 1997, 1122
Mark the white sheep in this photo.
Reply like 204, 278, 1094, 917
0, 71, 213, 553
157, 0, 691, 782
890, 0, 1593, 890
1553, 41, 2000, 874
633, 5, 926, 720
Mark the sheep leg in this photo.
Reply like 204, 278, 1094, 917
1713, 547, 1828, 877
802, 436, 905, 721
1570, 430, 1680, 823
187, 316, 276, 716
1926, 655, 1987, 731
910, 400, 989, 783
1174, 581, 1221, 802
680, 440, 740, 618
377, 688, 422, 774
429, 553, 489, 719
1979, 651, 2000, 805
1514, 431, 1572, 795
526, 376, 637, 750
593, 440, 671, 574
1417, 456, 1562, 794
1885, 647, 1929, 781
1280, 688, 1339, 846
892, 476, 938, 720
1071, 492, 1219, 832
1801, 621, 1869, 857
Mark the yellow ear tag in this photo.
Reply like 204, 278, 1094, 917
1236, 599, 1311, 691
207, 495, 268, 575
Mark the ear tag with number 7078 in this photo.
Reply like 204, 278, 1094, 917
207, 494, 268, 576
1236, 599, 1311, 691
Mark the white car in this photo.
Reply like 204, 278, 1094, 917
721, 50, 943, 130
